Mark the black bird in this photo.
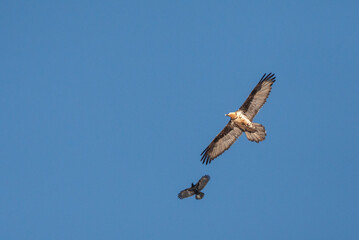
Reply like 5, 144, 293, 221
178, 175, 210, 200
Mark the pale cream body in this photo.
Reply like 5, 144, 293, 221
227, 111, 254, 129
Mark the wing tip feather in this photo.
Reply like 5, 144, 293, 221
200, 147, 213, 165
260, 72, 276, 84
200, 154, 211, 165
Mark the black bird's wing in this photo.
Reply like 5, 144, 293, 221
178, 187, 195, 199
195, 175, 210, 191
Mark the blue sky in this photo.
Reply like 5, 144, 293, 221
1, 1, 358, 239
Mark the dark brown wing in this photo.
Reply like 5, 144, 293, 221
239, 73, 276, 121
195, 175, 210, 191
201, 121, 243, 164
178, 187, 195, 199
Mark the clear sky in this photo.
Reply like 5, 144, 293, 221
1, 1, 358, 239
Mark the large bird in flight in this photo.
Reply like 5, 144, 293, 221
178, 175, 210, 200
201, 73, 276, 164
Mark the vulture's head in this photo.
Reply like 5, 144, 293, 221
225, 112, 237, 120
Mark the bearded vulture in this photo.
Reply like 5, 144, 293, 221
178, 175, 210, 200
201, 73, 276, 164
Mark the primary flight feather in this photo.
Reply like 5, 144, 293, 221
201, 73, 276, 164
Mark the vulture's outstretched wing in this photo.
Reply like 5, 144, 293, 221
195, 175, 210, 191
239, 73, 276, 121
178, 188, 195, 199
201, 121, 242, 164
